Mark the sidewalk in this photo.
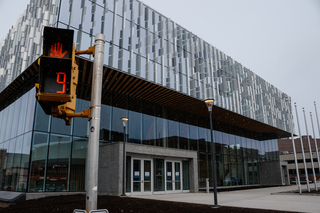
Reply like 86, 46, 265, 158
135, 184, 320, 213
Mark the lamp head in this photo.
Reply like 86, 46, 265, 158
121, 117, 128, 127
204, 99, 215, 112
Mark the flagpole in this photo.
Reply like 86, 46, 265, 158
310, 112, 320, 191
295, 103, 310, 192
286, 97, 301, 193
302, 108, 317, 190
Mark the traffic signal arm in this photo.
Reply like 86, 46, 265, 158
52, 106, 90, 125
75, 46, 95, 56
52, 106, 90, 118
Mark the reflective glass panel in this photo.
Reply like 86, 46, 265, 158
10, 98, 21, 138
51, 117, 72, 135
133, 159, 141, 192
100, 103, 112, 142
4, 138, 16, 191
154, 158, 164, 191
46, 134, 71, 192
24, 88, 36, 133
166, 162, 172, 190
182, 160, 189, 190
70, 137, 87, 191
18, 132, 32, 192
29, 132, 49, 192
34, 102, 51, 132
144, 160, 151, 191
73, 99, 90, 137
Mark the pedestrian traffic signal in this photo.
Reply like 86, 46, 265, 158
37, 27, 74, 104
39, 57, 72, 96
36, 27, 93, 125
43, 27, 73, 59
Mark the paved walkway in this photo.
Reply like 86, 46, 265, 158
134, 184, 320, 213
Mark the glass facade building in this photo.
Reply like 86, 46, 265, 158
0, 0, 289, 195
0, 87, 279, 192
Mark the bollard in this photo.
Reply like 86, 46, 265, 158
206, 178, 209, 193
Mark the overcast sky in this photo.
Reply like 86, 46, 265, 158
1, 0, 320, 136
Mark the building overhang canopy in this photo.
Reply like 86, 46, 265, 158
0, 57, 291, 139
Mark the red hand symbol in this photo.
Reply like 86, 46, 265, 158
50, 42, 68, 58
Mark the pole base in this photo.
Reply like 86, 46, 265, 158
120, 194, 126, 197
211, 205, 220, 208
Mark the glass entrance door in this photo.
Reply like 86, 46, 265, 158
131, 158, 153, 195
166, 161, 182, 193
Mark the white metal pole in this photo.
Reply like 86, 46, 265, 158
314, 101, 320, 172
294, 103, 310, 191
286, 98, 301, 193
302, 108, 317, 190
86, 34, 105, 212
310, 112, 320, 191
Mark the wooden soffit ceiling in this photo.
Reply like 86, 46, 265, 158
75, 57, 290, 137
0, 56, 291, 138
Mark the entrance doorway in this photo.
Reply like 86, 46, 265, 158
128, 157, 186, 195
131, 158, 153, 195
165, 161, 182, 193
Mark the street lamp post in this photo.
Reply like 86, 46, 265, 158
204, 99, 219, 208
121, 117, 128, 197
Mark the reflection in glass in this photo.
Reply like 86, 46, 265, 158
182, 160, 189, 190
230, 156, 237, 185
156, 116, 167, 147
10, 98, 21, 139
29, 132, 49, 192
11, 136, 22, 191
128, 111, 142, 144
179, 123, 189, 150
46, 134, 71, 192
144, 160, 151, 191
73, 99, 90, 137
0, 108, 8, 142
243, 158, 249, 185
18, 132, 32, 192
5, 104, 14, 141
168, 108, 179, 148
126, 156, 131, 192
223, 155, 231, 186
24, 88, 36, 133
189, 125, 198, 151
198, 127, 207, 152
34, 102, 51, 132
70, 137, 87, 191
199, 153, 208, 188
154, 159, 164, 191
133, 159, 141, 192
112, 107, 128, 142
166, 162, 172, 190
4, 139, 16, 191
175, 162, 181, 190
143, 113, 155, 145
51, 117, 72, 136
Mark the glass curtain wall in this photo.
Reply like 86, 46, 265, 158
0, 88, 279, 192
0, 88, 35, 192
26, 88, 279, 192
56, 0, 291, 134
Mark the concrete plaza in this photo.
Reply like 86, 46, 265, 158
135, 184, 320, 213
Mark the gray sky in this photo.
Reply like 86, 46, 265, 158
1, 0, 320, 136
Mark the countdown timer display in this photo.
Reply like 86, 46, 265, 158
40, 57, 72, 95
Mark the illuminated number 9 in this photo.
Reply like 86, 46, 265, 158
56, 72, 66, 94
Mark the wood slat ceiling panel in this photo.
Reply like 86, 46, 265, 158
76, 59, 289, 136
0, 57, 290, 138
